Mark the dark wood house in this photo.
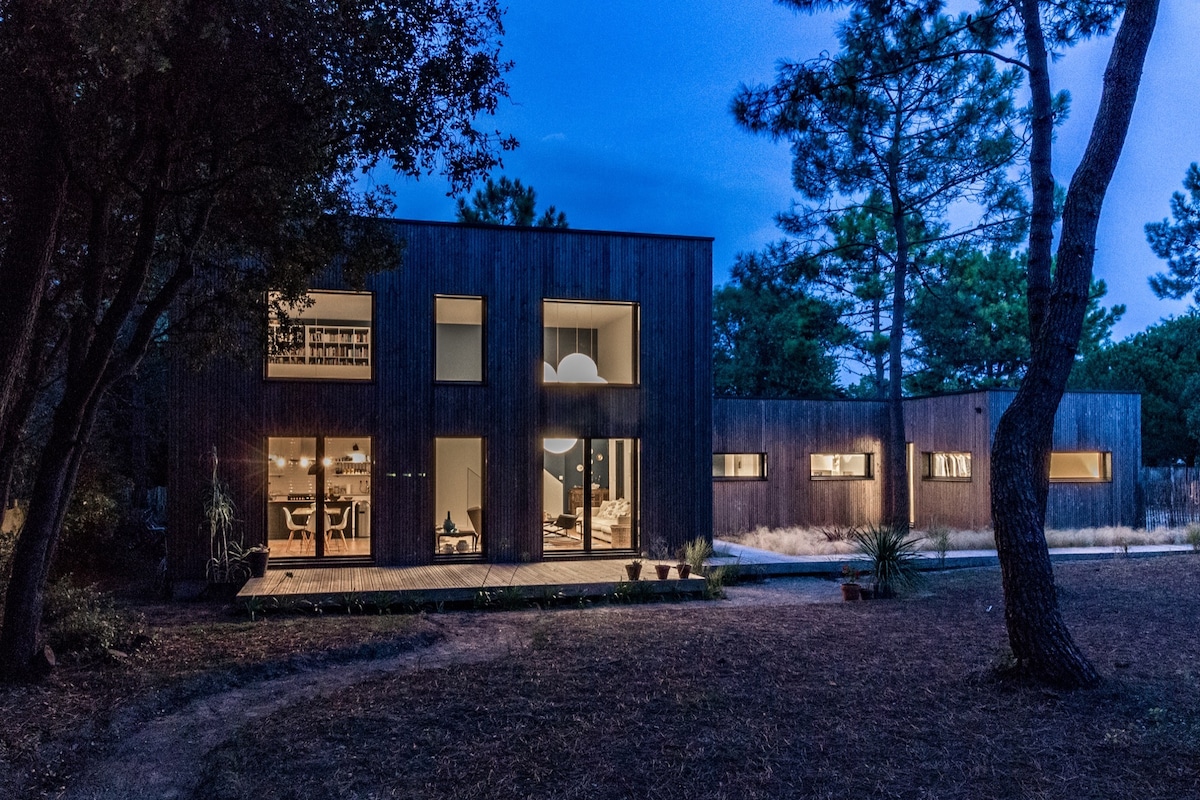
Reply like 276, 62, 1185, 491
168, 221, 713, 581
713, 390, 1141, 535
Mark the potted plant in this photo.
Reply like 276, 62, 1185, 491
247, 544, 270, 578
625, 557, 643, 581
203, 447, 249, 597
840, 564, 862, 602
654, 563, 672, 580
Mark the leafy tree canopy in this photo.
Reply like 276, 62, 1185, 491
713, 247, 849, 399
1071, 314, 1200, 466
907, 246, 1124, 395
455, 176, 568, 227
1147, 163, 1200, 304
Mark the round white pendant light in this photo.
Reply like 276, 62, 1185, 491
543, 437, 578, 454
543, 361, 558, 382
556, 353, 607, 384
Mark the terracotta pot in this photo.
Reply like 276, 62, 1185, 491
654, 564, 672, 580
841, 583, 861, 602
625, 563, 643, 581
676, 563, 692, 579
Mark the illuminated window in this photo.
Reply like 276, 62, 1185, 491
436, 296, 485, 382
267, 291, 372, 380
924, 452, 972, 481
1049, 451, 1112, 482
543, 300, 638, 385
810, 453, 873, 480
712, 453, 767, 479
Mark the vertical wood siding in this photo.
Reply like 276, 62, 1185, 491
712, 390, 1140, 537
712, 398, 886, 535
169, 222, 713, 579
990, 390, 1141, 528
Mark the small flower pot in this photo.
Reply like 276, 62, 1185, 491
654, 564, 672, 580
625, 563, 643, 581
248, 548, 270, 578
841, 583, 861, 602
676, 563, 692, 579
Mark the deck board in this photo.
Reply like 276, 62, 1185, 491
237, 560, 703, 604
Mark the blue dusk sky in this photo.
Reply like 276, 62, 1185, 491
386, 1, 1200, 340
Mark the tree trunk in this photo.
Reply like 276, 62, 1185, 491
885, 170, 909, 533
0, 392, 96, 678
991, 0, 1160, 688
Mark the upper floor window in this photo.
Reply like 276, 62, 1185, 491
810, 453, 873, 480
267, 291, 372, 380
713, 453, 767, 480
1049, 451, 1112, 483
924, 452, 972, 481
542, 300, 638, 386
436, 295, 485, 382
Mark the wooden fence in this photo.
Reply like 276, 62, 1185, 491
1141, 467, 1200, 529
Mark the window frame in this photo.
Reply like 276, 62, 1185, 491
922, 451, 973, 482
1049, 451, 1113, 483
712, 452, 768, 481
809, 452, 874, 481
541, 299, 640, 387
265, 289, 375, 383
433, 294, 487, 385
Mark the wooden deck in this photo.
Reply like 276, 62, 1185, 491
236, 560, 705, 604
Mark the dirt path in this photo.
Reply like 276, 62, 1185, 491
61, 616, 533, 800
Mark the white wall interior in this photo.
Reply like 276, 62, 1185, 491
435, 438, 483, 534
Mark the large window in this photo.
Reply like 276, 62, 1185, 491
542, 300, 638, 385
434, 438, 485, 556
810, 453, 873, 480
267, 291, 372, 380
543, 437, 638, 552
924, 452, 972, 481
1049, 451, 1112, 482
436, 296, 485, 382
712, 453, 767, 480
266, 436, 371, 558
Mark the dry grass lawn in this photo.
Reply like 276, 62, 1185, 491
725, 523, 1198, 556
2, 556, 1200, 799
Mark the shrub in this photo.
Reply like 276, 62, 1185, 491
928, 525, 951, 568
43, 579, 147, 662
681, 536, 714, 572
852, 525, 923, 598
1187, 526, 1200, 552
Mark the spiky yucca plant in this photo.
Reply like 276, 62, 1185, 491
852, 525, 922, 598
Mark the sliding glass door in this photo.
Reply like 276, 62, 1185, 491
266, 436, 372, 558
542, 437, 638, 553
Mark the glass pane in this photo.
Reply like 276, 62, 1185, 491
543, 301, 637, 385
268, 292, 372, 380
543, 437, 584, 552
267, 437, 317, 554
436, 296, 484, 382
713, 453, 766, 478
810, 453, 871, 478
1049, 452, 1111, 482
435, 438, 484, 556
925, 452, 972, 480
323, 437, 371, 556
543, 437, 637, 552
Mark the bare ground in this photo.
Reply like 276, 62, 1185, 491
3, 558, 1200, 800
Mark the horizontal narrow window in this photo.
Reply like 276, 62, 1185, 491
810, 453, 872, 480
713, 453, 766, 480
1049, 451, 1112, 482
267, 291, 372, 381
924, 452, 972, 481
